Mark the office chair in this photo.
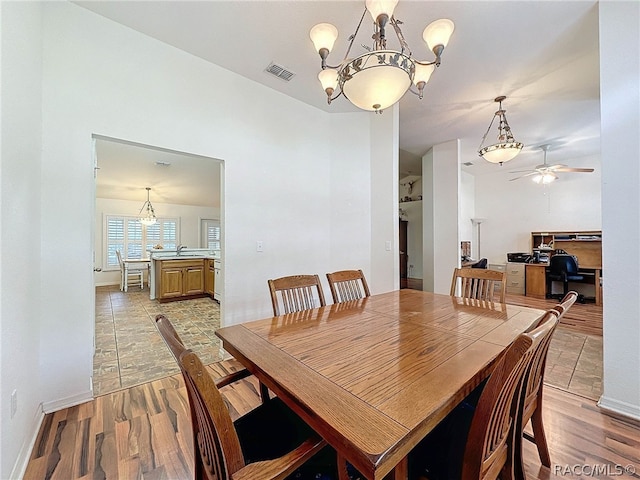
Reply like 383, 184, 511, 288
547, 254, 584, 300
471, 258, 488, 269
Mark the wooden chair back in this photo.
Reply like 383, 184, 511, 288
156, 314, 245, 480
450, 268, 506, 303
551, 290, 578, 318
326, 269, 371, 303
513, 292, 576, 473
462, 312, 558, 480
268, 274, 326, 316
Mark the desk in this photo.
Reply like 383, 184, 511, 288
525, 263, 601, 305
216, 290, 543, 480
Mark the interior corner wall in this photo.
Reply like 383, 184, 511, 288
598, 1, 640, 420
422, 140, 460, 294
369, 105, 399, 294
0, 2, 44, 478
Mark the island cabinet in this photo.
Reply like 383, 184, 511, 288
204, 259, 215, 297
156, 259, 205, 302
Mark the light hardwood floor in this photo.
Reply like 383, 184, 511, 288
24, 361, 640, 480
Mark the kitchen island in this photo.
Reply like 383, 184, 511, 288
149, 248, 220, 302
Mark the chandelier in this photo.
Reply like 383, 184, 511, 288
139, 187, 157, 226
477, 96, 524, 165
309, 0, 454, 113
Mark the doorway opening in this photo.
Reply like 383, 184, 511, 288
92, 135, 223, 396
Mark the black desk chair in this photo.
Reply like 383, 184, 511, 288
547, 254, 584, 300
471, 258, 488, 269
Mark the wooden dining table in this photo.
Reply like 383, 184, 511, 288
215, 289, 544, 480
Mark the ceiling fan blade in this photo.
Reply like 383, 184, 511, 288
546, 163, 568, 171
509, 172, 539, 181
509, 169, 538, 174
553, 167, 595, 173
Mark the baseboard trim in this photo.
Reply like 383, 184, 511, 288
11, 405, 45, 480
598, 395, 640, 422
42, 389, 93, 414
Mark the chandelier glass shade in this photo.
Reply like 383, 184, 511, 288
139, 187, 157, 226
478, 96, 523, 164
310, 0, 454, 113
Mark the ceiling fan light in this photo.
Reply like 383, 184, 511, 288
423, 18, 455, 51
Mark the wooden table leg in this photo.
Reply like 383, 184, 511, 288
383, 457, 408, 480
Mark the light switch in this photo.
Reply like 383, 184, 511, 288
385, 240, 392, 251
256, 241, 264, 252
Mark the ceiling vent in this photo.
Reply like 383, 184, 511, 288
265, 62, 296, 82
463, 162, 474, 166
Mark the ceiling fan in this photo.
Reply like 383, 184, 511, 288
509, 144, 594, 184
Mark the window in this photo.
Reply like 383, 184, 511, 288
105, 215, 179, 270
201, 219, 221, 251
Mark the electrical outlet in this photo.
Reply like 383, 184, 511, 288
256, 240, 264, 252
11, 390, 17, 418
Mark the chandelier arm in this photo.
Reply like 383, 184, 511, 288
341, 7, 368, 65
478, 114, 498, 151
414, 59, 438, 67
390, 17, 411, 56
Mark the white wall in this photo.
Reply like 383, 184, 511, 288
598, 1, 640, 420
94, 198, 219, 286
1, 2, 391, 476
459, 171, 475, 257
0, 2, 44, 478
474, 153, 602, 265
423, 140, 461, 294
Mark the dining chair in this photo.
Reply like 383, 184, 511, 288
450, 267, 506, 303
116, 249, 145, 292
268, 274, 326, 316
326, 269, 370, 303
514, 291, 577, 479
410, 312, 558, 480
155, 314, 327, 480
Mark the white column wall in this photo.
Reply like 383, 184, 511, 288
0, 3, 43, 478
369, 105, 399, 294
598, 1, 640, 420
422, 140, 460, 294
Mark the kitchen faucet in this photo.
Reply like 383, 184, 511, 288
177, 245, 186, 255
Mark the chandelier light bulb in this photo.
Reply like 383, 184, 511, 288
310, 23, 338, 55
318, 68, 339, 102
423, 18, 455, 52
413, 63, 435, 86
365, 0, 399, 22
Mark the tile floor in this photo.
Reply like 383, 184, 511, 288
94, 285, 604, 401
94, 285, 223, 396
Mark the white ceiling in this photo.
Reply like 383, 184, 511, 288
95, 137, 221, 207
84, 0, 601, 200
